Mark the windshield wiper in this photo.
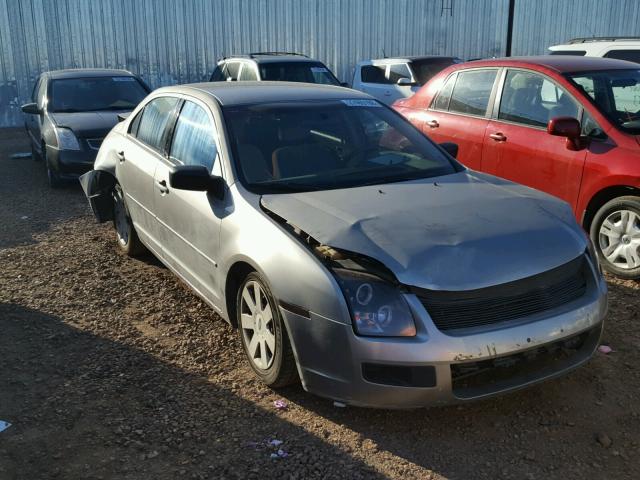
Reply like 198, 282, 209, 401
253, 181, 325, 193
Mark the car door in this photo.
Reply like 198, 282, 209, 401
482, 69, 587, 208
153, 99, 224, 306
358, 64, 395, 104
421, 68, 499, 170
117, 96, 180, 253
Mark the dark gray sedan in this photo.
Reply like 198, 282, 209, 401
81, 82, 607, 408
22, 68, 149, 187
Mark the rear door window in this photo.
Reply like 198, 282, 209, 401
238, 64, 258, 81
135, 97, 180, 151
604, 50, 640, 64
361, 65, 388, 84
169, 101, 217, 171
448, 69, 497, 116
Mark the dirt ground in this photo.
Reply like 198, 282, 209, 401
0, 127, 638, 480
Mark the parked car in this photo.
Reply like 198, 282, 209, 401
21, 69, 150, 187
549, 37, 640, 63
80, 82, 606, 408
352, 56, 462, 104
209, 52, 343, 85
393, 56, 640, 279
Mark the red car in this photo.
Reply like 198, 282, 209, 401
394, 56, 640, 279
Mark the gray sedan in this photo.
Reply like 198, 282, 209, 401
80, 82, 607, 408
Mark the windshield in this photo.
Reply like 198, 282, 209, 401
567, 69, 640, 134
259, 62, 341, 85
410, 58, 461, 85
224, 100, 458, 194
49, 76, 149, 113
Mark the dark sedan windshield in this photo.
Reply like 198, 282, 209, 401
567, 69, 640, 134
49, 76, 149, 113
224, 100, 458, 193
259, 62, 341, 85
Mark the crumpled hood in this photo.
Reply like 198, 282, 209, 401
50, 111, 130, 138
261, 171, 587, 291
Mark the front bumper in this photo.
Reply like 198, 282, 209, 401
281, 263, 607, 409
47, 144, 97, 178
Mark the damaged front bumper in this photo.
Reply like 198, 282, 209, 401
280, 264, 607, 409
78, 170, 116, 223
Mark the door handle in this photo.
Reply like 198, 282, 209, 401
426, 120, 439, 129
116, 150, 125, 163
157, 179, 169, 194
489, 132, 507, 142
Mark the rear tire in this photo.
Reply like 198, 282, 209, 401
112, 183, 146, 256
237, 272, 298, 388
590, 195, 640, 280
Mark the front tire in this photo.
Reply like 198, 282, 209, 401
237, 272, 298, 388
590, 196, 640, 280
112, 184, 146, 256
43, 145, 63, 188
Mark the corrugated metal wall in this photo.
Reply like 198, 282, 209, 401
2, 0, 638, 128
0, 0, 509, 127
512, 0, 640, 55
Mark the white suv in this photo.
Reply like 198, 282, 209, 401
549, 37, 640, 63
351, 56, 461, 105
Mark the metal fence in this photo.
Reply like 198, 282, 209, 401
1, 0, 638, 127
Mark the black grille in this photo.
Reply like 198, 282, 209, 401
414, 255, 588, 332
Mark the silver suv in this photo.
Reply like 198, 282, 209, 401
209, 52, 343, 85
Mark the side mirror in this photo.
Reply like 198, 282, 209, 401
439, 142, 458, 158
21, 103, 40, 115
397, 77, 416, 86
169, 165, 225, 199
547, 117, 582, 151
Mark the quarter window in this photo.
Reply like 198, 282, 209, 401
135, 97, 179, 151
432, 73, 457, 111
499, 70, 578, 128
361, 65, 388, 84
448, 69, 497, 116
604, 50, 640, 64
169, 101, 217, 170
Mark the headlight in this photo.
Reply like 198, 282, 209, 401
334, 268, 416, 337
54, 127, 80, 150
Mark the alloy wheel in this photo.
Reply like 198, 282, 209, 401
598, 209, 640, 270
240, 280, 276, 370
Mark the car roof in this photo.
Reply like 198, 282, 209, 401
361, 56, 459, 64
222, 55, 323, 64
157, 81, 371, 106
459, 55, 639, 73
46, 68, 136, 80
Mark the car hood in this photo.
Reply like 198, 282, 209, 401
261, 171, 587, 291
50, 111, 131, 138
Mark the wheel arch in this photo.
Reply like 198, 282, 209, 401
582, 185, 640, 231
224, 260, 258, 329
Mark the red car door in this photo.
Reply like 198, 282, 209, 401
482, 69, 587, 210
418, 69, 499, 170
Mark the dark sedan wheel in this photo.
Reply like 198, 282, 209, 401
42, 145, 63, 189
237, 272, 298, 388
590, 196, 640, 280
112, 184, 146, 256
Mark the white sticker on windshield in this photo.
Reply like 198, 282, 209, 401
341, 99, 382, 107
112, 77, 135, 82
310, 67, 329, 73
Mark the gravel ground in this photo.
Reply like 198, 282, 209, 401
0, 127, 639, 480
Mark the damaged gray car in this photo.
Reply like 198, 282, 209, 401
80, 82, 607, 408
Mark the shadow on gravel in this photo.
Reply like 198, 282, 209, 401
0, 303, 385, 480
